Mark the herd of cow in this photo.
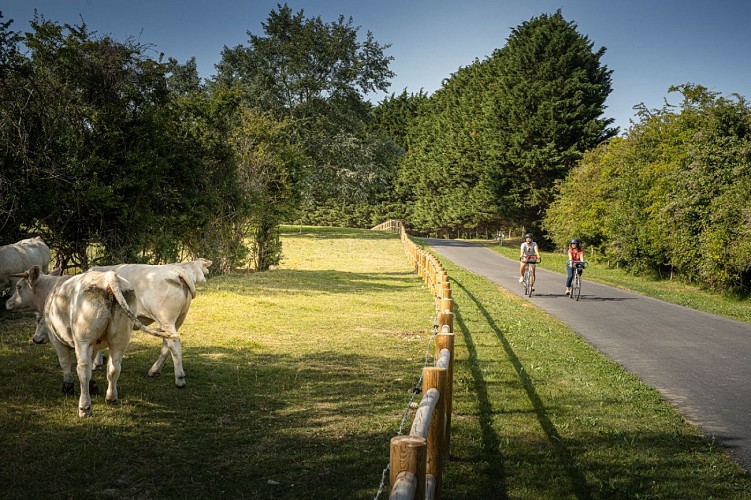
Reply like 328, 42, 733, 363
1, 236, 212, 417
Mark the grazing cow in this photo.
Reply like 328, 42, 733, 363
0, 236, 51, 294
6, 265, 176, 417
89, 259, 212, 388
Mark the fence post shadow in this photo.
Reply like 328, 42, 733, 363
452, 277, 592, 500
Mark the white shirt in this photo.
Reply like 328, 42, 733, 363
521, 241, 538, 256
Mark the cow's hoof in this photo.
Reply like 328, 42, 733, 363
105, 399, 120, 406
175, 379, 187, 389
89, 379, 99, 395
148, 371, 160, 378
63, 382, 74, 395
79, 407, 93, 418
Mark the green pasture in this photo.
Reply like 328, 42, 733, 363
0, 227, 749, 499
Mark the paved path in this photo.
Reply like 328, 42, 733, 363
425, 238, 751, 473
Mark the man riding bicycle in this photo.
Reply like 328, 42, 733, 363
519, 233, 540, 286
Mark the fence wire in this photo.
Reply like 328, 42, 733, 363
373, 296, 440, 499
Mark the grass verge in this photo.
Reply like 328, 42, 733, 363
437, 255, 751, 498
480, 239, 751, 324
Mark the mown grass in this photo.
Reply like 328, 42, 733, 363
434, 254, 751, 498
481, 239, 751, 324
0, 227, 749, 499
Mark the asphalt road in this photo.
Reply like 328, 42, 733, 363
425, 238, 751, 473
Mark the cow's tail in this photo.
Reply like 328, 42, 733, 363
105, 272, 179, 340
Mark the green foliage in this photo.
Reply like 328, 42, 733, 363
214, 3, 396, 216
369, 90, 429, 152
544, 83, 751, 291
232, 109, 305, 271
543, 141, 618, 252
484, 10, 616, 229
0, 16, 197, 266
397, 10, 615, 238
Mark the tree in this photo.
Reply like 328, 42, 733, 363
544, 83, 751, 292
232, 109, 305, 271
0, 16, 224, 268
394, 10, 615, 237
0, 14, 28, 240
484, 10, 617, 231
398, 60, 500, 235
213, 3, 395, 215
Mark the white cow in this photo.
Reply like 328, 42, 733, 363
6, 265, 176, 417
170, 258, 211, 284
0, 236, 51, 293
89, 258, 212, 388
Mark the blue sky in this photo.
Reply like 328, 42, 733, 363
2, 0, 750, 133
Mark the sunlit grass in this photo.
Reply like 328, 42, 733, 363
434, 251, 751, 499
0, 226, 436, 499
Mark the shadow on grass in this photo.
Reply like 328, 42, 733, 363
0, 323, 422, 499
452, 301, 508, 499
452, 277, 592, 500
212, 269, 419, 296
280, 226, 401, 241
2, 308, 750, 499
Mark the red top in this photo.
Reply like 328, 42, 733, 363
569, 249, 583, 261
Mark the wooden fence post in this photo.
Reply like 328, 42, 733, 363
440, 296, 453, 314
390, 435, 426, 500
423, 367, 448, 499
436, 334, 455, 465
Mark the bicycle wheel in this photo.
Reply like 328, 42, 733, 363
527, 267, 535, 297
569, 272, 576, 300
524, 268, 531, 295
573, 274, 582, 301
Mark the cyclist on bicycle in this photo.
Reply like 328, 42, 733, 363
565, 238, 584, 295
519, 233, 540, 284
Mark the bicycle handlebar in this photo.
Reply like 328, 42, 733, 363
567, 260, 589, 268
520, 256, 540, 263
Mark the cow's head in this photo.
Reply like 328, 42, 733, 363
32, 313, 50, 344
192, 258, 212, 282
5, 265, 41, 311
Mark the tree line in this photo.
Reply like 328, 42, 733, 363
0, 5, 396, 272
1, 6, 748, 292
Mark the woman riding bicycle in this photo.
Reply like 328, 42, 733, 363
565, 238, 584, 295
519, 233, 540, 285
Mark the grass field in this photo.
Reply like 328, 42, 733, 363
0, 226, 749, 499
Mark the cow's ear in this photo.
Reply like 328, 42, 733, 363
51, 267, 63, 276
29, 265, 41, 285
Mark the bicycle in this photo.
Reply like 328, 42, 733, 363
520, 256, 540, 297
567, 260, 589, 301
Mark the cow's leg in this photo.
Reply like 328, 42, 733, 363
58, 347, 75, 395
87, 346, 99, 395
93, 349, 107, 370
148, 332, 186, 388
75, 342, 93, 417
47, 336, 75, 395
105, 348, 123, 404
168, 336, 186, 388
147, 338, 169, 378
